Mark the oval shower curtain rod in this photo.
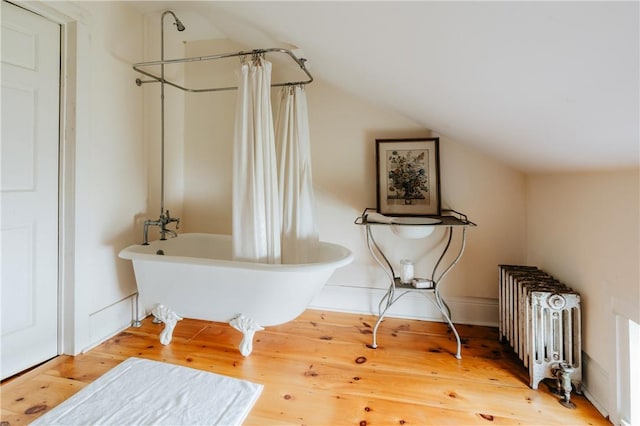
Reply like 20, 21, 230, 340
133, 47, 314, 93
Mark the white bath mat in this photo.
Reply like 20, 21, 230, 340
32, 357, 263, 426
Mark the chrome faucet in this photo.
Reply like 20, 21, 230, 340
143, 210, 180, 245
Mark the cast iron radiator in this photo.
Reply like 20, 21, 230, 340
498, 265, 582, 408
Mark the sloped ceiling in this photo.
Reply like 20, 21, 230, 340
130, 1, 639, 173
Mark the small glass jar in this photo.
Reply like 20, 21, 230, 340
400, 259, 414, 284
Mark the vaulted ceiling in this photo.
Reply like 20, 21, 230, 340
130, 1, 639, 173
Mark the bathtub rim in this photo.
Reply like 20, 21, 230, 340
118, 233, 353, 271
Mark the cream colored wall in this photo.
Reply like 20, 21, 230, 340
183, 39, 240, 235
79, 2, 145, 309
182, 39, 526, 323
526, 169, 640, 415
526, 169, 640, 354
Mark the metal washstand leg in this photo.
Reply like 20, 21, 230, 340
369, 301, 394, 349
365, 223, 397, 349
430, 227, 468, 359
434, 288, 462, 359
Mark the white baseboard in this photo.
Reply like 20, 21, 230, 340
581, 351, 610, 419
310, 284, 498, 327
84, 294, 138, 353
582, 386, 609, 421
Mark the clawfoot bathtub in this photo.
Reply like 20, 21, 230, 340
119, 233, 353, 355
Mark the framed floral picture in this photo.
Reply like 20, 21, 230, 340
375, 137, 441, 216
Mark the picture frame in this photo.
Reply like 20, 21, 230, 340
375, 137, 441, 216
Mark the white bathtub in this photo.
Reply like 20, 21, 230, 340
119, 233, 353, 355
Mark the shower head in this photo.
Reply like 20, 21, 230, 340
163, 11, 186, 32
174, 17, 186, 32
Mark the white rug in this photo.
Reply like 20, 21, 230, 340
32, 357, 263, 426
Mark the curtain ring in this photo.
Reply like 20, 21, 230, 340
251, 50, 265, 64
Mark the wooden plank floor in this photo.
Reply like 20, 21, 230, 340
1, 310, 609, 425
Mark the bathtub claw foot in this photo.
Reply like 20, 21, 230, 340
230, 314, 264, 356
151, 304, 183, 345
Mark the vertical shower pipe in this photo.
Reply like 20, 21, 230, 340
160, 11, 185, 216
148, 11, 184, 243
159, 11, 169, 218
140, 12, 184, 247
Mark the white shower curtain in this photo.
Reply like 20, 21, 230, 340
275, 85, 319, 264
232, 58, 281, 263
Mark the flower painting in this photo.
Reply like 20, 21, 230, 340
376, 138, 441, 216
386, 149, 430, 205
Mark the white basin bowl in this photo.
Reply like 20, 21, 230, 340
390, 217, 442, 239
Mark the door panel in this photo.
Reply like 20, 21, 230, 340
1, 0, 61, 380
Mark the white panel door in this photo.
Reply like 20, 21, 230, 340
1, 1, 61, 380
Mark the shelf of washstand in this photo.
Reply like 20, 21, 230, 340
355, 207, 476, 359
389, 276, 436, 290
354, 207, 477, 228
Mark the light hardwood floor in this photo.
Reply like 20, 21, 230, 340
1, 310, 609, 425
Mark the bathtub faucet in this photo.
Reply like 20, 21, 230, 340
159, 210, 180, 240
142, 210, 180, 245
